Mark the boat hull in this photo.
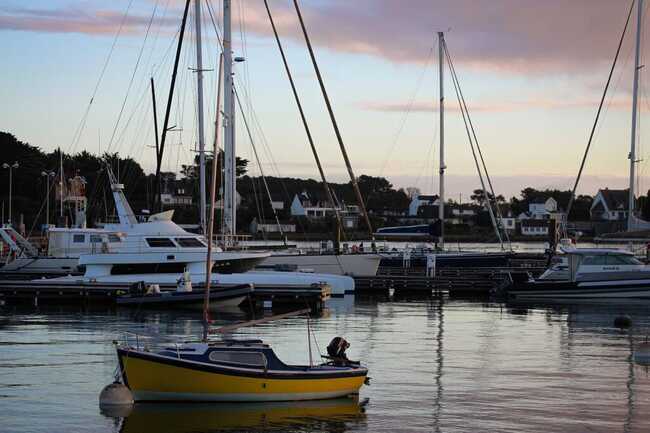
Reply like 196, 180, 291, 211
379, 252, 512, 269
118, 349, 367, 402
258, 254, 381, 277
508, 278, 650, 300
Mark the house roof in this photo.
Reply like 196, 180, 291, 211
598, 188, 629, 211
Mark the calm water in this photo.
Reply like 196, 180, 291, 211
2, 297, 650, 433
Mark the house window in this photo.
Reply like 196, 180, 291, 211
208, 351, 266, 367
145, 238, 176, 248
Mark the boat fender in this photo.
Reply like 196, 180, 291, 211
614, 315, 632, 328
99, 381, 133, 407
364, 376, 371, 385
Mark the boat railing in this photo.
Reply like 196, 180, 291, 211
120, 330, 185, 351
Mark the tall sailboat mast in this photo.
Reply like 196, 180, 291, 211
438, 32, 446, 248
194, 0, 207, 234
628, 0, 643, 231
223, 0, 236, 241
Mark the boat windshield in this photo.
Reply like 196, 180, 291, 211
581, 254, 642, 266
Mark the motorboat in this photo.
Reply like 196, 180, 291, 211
507, 247, 650, 300
0, 184, 269, 280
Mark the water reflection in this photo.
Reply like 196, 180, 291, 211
107, 397, 366, 433
4, 297, 650, 433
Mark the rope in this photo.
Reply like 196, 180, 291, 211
442, 38, 503, 247
292, 0, 374, 237
442, 39, 509, 249
565, 0, 636, 231
264, 0, 346, 241
234, 88, 286, 242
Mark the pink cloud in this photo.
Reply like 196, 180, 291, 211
358, 96, 632, 113
1, 0, 641, 75
240, 0, 639, 74
0, 4, 177, 36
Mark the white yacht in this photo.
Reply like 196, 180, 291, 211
47, 179, 354, 296
0, 181, 270, 279
0, 226, 122, 278
508, 247, 650, 300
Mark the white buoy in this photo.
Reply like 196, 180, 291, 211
634, 342, 650, 366
99, 382, 134, 407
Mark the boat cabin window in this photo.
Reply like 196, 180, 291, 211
208, 351, 266, 367
90, 235, 103, 243
581, 255, 608, 266
73, 234, 85, 243
108, 234, 121, 243
175, 237, 205, 248
605, 254, 642, 265
145, 238, 176, 248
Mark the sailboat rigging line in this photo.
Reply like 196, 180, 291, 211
565, 0, 636, 231
234, 88, 286, 243
156, 0, 192, 213
292, 0, 374, 237
442, 41, 503, 247
442, 40, 510, 248
203, 0, 318, 244
203, 53, 223, 340
263, 0, 345, 240
68, 0, 135, 155
379, 46, 435, 177
106, 0, 159, 156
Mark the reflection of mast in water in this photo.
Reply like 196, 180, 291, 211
355, 298, 382, 363
429, 297, 444, 433
623, 332, 636, 433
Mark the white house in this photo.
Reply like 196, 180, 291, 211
590, 189, 629, 221
521, 219, 549, 236
527, 197, 558, 219
250, 218, 296, 234
271, 200, 285, 211
160, 192, 192, 206
449, 207, 476, 225
408, 194, 439, 217
499, 217, 516, 232
215, 191, 242, 209
290, 192, 335, 218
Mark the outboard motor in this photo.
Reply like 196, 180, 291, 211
128, 281, 146, 295
327, 337, 350, 364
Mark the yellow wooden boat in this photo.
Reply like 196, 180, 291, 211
117, 338, 368, 402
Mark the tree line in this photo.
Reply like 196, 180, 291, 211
3, 131, 646, 234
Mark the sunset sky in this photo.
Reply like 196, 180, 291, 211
1, 0, 648, 199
